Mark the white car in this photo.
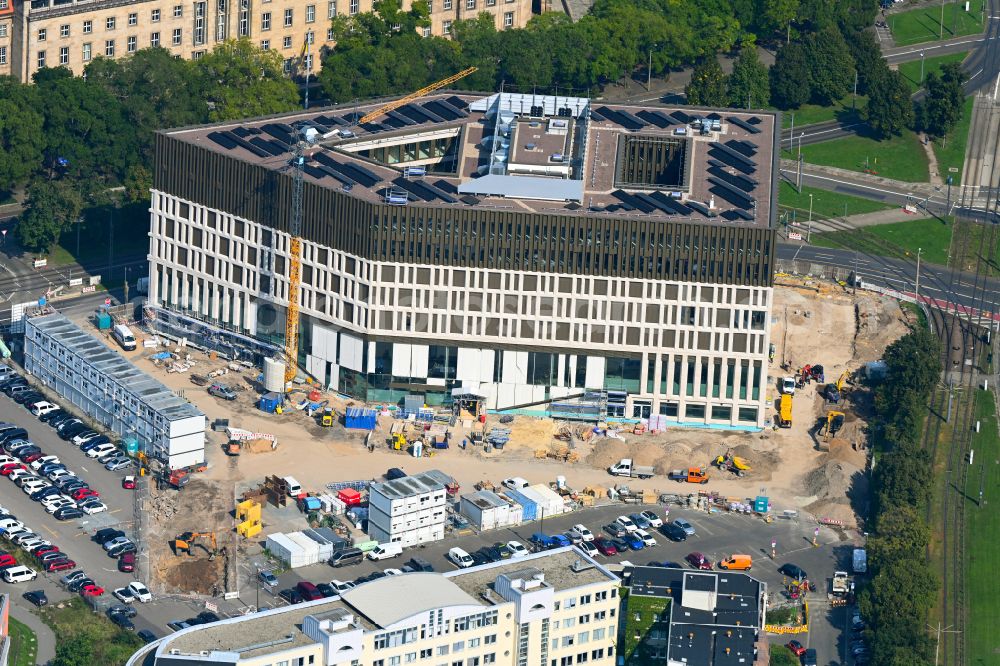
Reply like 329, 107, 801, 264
9, 469, 34, 483
105, 459, 132, 471
577, 541, 599, 557
0, 518, 25, 533
2, 524, 28, 538
0, 455, 17, 466
30, 455, 60, 471
22, 480, 50, 495
19, 538, 49, 551
636, 529, 657, 547
80, 501, 107, 515
11, 531, 40, 546
615, 516, 638, 533
502, 477, 529, 491
113, 587, 136, 604
86, 443, 117, 459
506, 541, 529, 558
40, 494, 73, 509
127, 581, 152, 603
571, 524, 595, 541
639, 511, 663, 528
44, 499, 75, 514
383, 568, 403, 576
30, 402, 59, 417
47, 469, 73, 482
72, 431, 100, 446
330, 580, 355, 594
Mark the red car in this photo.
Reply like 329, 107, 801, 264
31, 545, 59, 557
785, 640, 806, 656
45, 559, 76, 572
22, 452, 44, 464
0, 463, 26, 476
118, 552, 136, 573
0, 554, 16, 568
594, 537, 618, 556
70, 488, 99, 501
121, 476, 136, 490
80, 584, 104, 597
685, 552, 713, 570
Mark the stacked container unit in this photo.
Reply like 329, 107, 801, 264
462, 490, 524, 531
302, 528, 348, 561
504, 488, 538, 522
527, 484, 566, 517
286, 531, 322, 566
345, 407, 377, 430
368, 471, 448, 547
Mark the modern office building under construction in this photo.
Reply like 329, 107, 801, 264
148, 92, 778, 427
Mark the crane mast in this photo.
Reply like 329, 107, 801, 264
285, 143, 305, 383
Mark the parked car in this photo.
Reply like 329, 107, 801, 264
316, 582, 338, 598
23, 590, 47, 607
128, 581, 152, 603
54, 507, 84, 521
280, 588, 304, 604
594, 537, 617, 556
785, 640, 806, 656
258, 570, 279, 587
137, 629, 158, 644
604, 523, 627, 538
208, 383, 237, 400
40, 409, 67, 423
105, 458, 133, 472
45, 559, 76, 572
71, 431, 100, 446
685, 552, 712, 570
577, 541, 599, 557
628, 513, 652, 530
122, 476, 137, 490
672, 519, 696, 536
614, 515, 638, 533
639, 510, 663, 527
108, 611, 135, 631
103, 536, 132, 552
113, 587, 137, 604
506, 541, 528, 558
95, 528, 125, 544
295, 581, 323, 601
385, 467, 407, 481
778, 563, 807, 580
108, 541, 137, 557
118, 552, 136, 573
661, 523, 688, 542
571, 524, 595, 541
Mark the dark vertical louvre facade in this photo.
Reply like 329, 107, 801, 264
155, 133, 774, 287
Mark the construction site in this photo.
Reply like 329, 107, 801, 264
69, 274, 912, 597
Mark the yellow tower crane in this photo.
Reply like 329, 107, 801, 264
284, 134, 314, 383
359, 67, 479, 125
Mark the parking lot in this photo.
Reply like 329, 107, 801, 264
0, 373, 856, 663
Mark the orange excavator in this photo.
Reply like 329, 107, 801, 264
172, 532, 218, 559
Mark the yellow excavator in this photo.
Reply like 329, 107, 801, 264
320, 407, 334, 427
391, 432, 407, 451
714, 451, 752, 476
173, 532, 218, 559
824, 411, 846, 440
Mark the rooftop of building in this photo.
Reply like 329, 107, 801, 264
372, 470, 447, 500
448, 547, 617, 600
25, 312, 203, 422
626, 566, 764, 666
156, 547, 616, 661
163, 91, 777, 228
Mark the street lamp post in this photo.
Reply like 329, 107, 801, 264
920, 51, 926, 83
807, 193, 814, 242
915, 247, 923, 302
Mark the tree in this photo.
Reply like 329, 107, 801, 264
194, 39, 299, 122
0, 78, 45, 192
770, 41, 810, 108
803, 26, 854, 104
754, 0, 800, 39
685, 58, 728, 106
769, 646, 801, 666
123, 164, 152, 204
875, 328, 941, 417
16, 180, 84, 253
865, 67, 914, 137
845, 28, 883, 95
727, 47, 770, 109
918, 62, 968, 140
868, 505, 930, 564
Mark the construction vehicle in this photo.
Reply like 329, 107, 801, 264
172, 532, 218, 559
668, 467, 710, 484
283, 136, 311, 383
359, 67, 478, 125
777, 394, 793, 428
320, 407, 334, 427
713, 452, 751, 476
159, 468, 190, 490
832, 571, 851, 595
391, 432, 407, 451
797, 364, 825, 386
823, 411, 845, 439
224, 440, 241, 456
608, 458, 655, 479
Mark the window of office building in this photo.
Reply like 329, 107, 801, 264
104, 39, 114, 55
503, 11, 512, 25
81, 42, 91, 60
0, 24, 6, 37
442, 0, 451, 8
238, 0, 250, 36
326, 27, 334, 39
59, 46, 68, 64
173, 4, 183, 17
83, 20, 92, 33
106, 17, 115, 29
349, 0, 358, 13
151, 8, 160, 21
465, 0, 474, 8
59, 24, 69, 37
443, 19, 451, 33
172, 27, 181, 44
0, 47, 6, 64
150, 32, 159, 46
37, 28, 46, 41
306, 4, 315, 21
282, 34, 291, 47
127, 35, 136, 51
128, 12, 137, 25
261, 12, 270, 29
283, 8, 292, 26
194, 2, 206, 45
36, 50, 45, 67
260, 38, 269, 48
215, 0, 226, 40
328, 0, 336, 17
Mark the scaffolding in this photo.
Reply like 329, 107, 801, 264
144, 303, 281, 364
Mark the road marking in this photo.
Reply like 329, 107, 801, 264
994, 72, 1000, 101
778, 169, 947, 205
79, 466, 88, 473
889, 38, 985, 58
41, 524, 59, 538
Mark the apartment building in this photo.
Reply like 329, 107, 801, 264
135, 548, 620, 666
148, 92, 778, 427
8, 0, 531, 82
23, 312, 206, 469
368, 470, 449, 547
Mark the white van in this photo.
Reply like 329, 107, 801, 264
112, 324, 137, 351
448, 547, 474, 568
283, 476, 302, 496
368, 543, 403, 561
2, 565, 37, 583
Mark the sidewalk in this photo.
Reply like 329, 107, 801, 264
786, 207, 926, 235
9, 604, 56, 665
780, 158, 940, 195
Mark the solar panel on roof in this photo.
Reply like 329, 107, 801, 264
433, 99, 468, 119
414, 103, 448, 123
392, 177, 436, 202
444, 96, 468, 110
459, 195, 480, 205
208, 131, 239, 150
230, 127, 255, 138
611, 190, 654, 213
748, 116, 762, 124
589, 110, 606, 121
249, 137, 286, 156
727, 116, 761, 134
725, 139, 757, 157
614, 110, 648, 128
708, 150, 756, 175
261, 123, 293, 145
650, 191, 692, 215
433, 179, 459, 194
706, 112, 722, 120
423, 100, 460, 121
707, 158, 728, 169
339, 162, 382, 188
684, 199, 715, 217
416, 180, 458, 204
670, 110, 691, 124
386, 110, 418, 126
635, 111, 668, 128
316, 115, 346, 126
226, 132, 270, 158
731, 208, 754, 220
708, 176, 754, 206
632, 192, 673, 214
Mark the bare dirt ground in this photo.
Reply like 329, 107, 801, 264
75, 279, 913, 594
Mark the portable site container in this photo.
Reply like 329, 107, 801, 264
286, 531, 322, 567
461, 490, 523, 531
338, 488, 362, 506
345, 407, 377, 430
266, 532, 308, 568
505, 488, 538, 522
259, 392, 282, 413
528, 484, 566, 517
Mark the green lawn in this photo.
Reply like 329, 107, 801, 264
949, 216, 1000, 276
39, 597, 143, 665
789, 130, 930, 182
897, 51, 970, 92
932, 96, 974, 185
781, 95, 867, 129
965, 389, 1000, 662
889, 0, 986, 45
778, 181, 895, 219
7, 617, 38, 666
812, 216, 953, 266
